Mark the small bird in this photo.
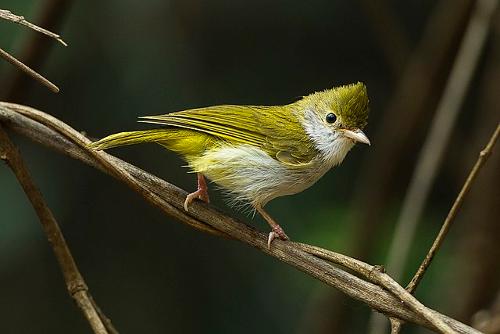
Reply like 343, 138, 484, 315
90, 82, 370, 247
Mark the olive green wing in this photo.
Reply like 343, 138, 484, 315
139, 105, 316, 166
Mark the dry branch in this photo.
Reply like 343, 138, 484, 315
0, 8, 66, 92
385, 0, 498, 285
297, 245, 455, 333
3, 0, 72, 101
350, 0, 475, 263
407, 123, 500, 292
0, 103, 483, 334
375, 1, 499, 332
0, 47, 59, 92
0, 6, 114, 333
0, 9, 66, 46
0, 124, 115, 334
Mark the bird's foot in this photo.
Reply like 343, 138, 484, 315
254, 204, 290, 249
183, 174, 210, 211
184, 189, 210, 211
267, 225, 289, 249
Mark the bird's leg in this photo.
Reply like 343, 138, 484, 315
184, 173, 210, 211
255, 205, 289, 248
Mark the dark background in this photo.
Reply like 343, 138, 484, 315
1, 0, 499, 333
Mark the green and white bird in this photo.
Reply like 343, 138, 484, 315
91, 82, 370, 247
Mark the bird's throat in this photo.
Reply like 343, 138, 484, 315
301, 110, 355, 167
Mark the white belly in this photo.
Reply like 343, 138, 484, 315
188, 143, 351, 207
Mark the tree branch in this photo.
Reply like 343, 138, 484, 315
407, 123, 500, 292
297, 244, 455, 333
0, 9, 66, 46
0, 103, 484, 334
0, 47, 59, 93
2, 0, 72, 101
0, 123, 116, 334
369, 1, 499, 332
1, 7, 117, 333
385, 0, 498, 286
0, 7, 66, 93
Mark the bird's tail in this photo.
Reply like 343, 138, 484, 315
89, 129, 168, 150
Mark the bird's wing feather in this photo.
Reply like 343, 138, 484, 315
139, 105, 316, 166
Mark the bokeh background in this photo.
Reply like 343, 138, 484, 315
1, 0, 499, 333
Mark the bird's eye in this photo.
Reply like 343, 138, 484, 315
326, 113, 337, 124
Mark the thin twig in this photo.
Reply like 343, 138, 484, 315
0, 7, 113, 332
0, 9, 67, 46
0, 103, 482, 334
3, 0, 72, 101
351, 0, 475, 264
0, 7, 67, 93
0, 125, 113, 334
354, 4, 476, 331
390, 318, 403, 333
385, 0, 498, 285
407, 123, 500, 292
89, 296, 119, 334
379, 1, 499, 333
355, 2, 477, 332
0, 47, 59, 92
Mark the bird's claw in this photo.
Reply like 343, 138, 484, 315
267, 225, 289, 249
183, 189, 210, 211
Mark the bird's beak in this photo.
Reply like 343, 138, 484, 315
343, 129, 371, 145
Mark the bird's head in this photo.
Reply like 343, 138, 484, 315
296, 82, 370, 164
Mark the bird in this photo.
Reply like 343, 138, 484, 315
90, 82, 370, 247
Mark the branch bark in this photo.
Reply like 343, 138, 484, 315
0, 47, 59, 93
2, 0, 72, 101
0, 9, 66, 45
0, 123, 116, 334
384, 0, 498, 287
0, 103, 484, 334
407, 123, 500, 293
0, 7, 66, 93
1, 7, 117, 333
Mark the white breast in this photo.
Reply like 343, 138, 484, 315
189, 145, 296, 206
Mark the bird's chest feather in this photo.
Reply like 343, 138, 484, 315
188, 132, 353, 206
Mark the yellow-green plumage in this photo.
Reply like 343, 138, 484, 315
90, 83, 370, 241
139, 104, 317, 166
93, 128, 218, 158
